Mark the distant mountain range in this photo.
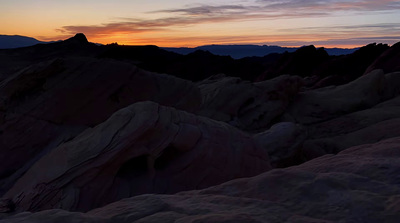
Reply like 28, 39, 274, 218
163, 45, 359, 58
0, 34, 357, 58
0, 35, 45, 49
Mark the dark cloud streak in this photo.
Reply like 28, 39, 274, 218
279, 23, 400, 33
58, 10, 327, 36
152, 4, 248, 15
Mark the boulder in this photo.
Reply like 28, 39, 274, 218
254, 122, 307, 167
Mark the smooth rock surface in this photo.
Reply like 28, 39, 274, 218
3, 136, 400, 222
0, 57, 201, 195
198, 75, 303, 131
300, 83, 400, 160
4, 102, 271, 212
254, 122, 307, 167
284, 70, 400, 124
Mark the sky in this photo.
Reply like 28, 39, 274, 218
1, 0, 400, 47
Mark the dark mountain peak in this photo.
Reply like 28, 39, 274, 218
258, 45, 330, 80
295, 45, 317, 54
299, 45, 316, 50
293, 45, 328, 58
65, 33, 88, 44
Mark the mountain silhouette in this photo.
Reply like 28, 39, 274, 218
0, 35, 45, 49
163, 44, 358, 59
1, 34, 357, 57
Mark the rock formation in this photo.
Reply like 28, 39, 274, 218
365, 42, 400, 74
2, 136, 400, 222
0, 34, 400, 222
0, 57, 201, 196
254, 122, 307, 167
3, 102, 271, 212
198, 74, 303, 131
283, 70, 400, 124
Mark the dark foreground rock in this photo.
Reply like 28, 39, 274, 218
2, 136, 400, 223
3, 102, 271, 212
0, 57, 201, 195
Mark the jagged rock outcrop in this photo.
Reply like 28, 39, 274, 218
198, 74, 303, 131
365, 42, 400, 74
3, 136, 400, 223
3, 102, 271, 212
256, 43, 391, 86
258, 45, 330, 80
0, 57, 201, 196
310, 43, 390, 84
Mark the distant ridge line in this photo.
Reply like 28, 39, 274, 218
0, 34, 359, 57
162, 45, 359, 59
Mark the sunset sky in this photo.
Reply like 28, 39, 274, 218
1, 0, 400, 47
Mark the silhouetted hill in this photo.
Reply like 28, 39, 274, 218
256, 43, 391, 87
163, 44, 358, 59
99, 45, 267, 81
0, 35, 45, 49
258, 45, 330, 80
309, 43, 390, 87
0, 34, 100, 80
0, 33, 396, 85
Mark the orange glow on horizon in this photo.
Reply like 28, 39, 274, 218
76, 34, 375, 49
3, 0, 399, 51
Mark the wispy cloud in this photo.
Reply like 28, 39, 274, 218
57, 10, 325, 37
152, 4, 249, 15
279, 23, 400, 35
258, 0, 400, 11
